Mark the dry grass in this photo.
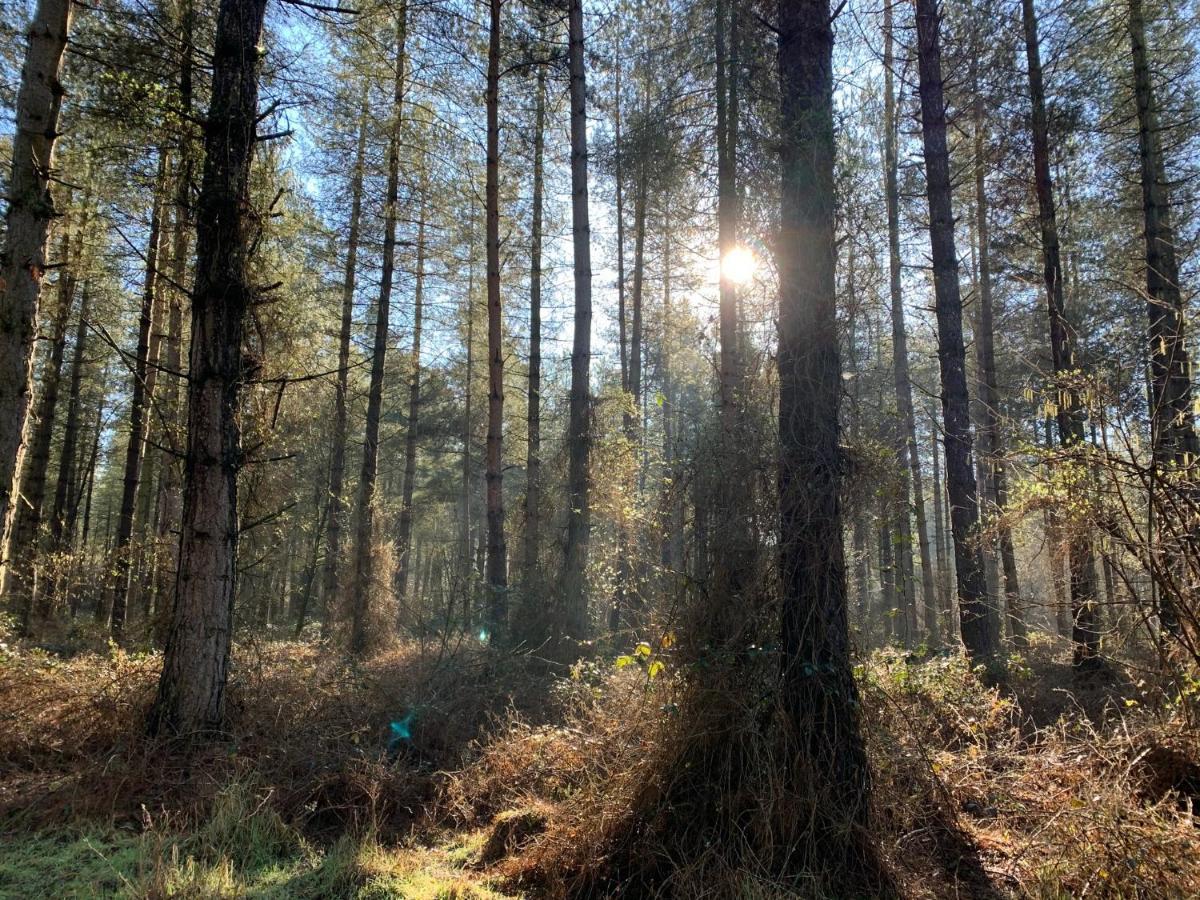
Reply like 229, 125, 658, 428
2, 629, 1199, 898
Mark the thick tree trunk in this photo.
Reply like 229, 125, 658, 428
393, 180, 427, 621
350, 9, 407, 655
776, 0, 873, 867
562, 0, 594, 639
8, 216, 77, 630
49, 280, 90, 556
484, 0, 507, 638
148, 0, 268, 737
1022, 0, 1099, 665
523, 62, 546, 585
321, 86, 369, 631
970, 75, 1025, 648
108, 154, 168, 640
884, 6, 938, 646
914, 0, 996, 662
0, 0, 73, 578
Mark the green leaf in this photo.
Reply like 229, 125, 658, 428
648, 660, 666, 680
615, 655, 635, 669
634, 641, 653, 659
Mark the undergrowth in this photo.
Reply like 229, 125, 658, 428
2, 632, 1198, 898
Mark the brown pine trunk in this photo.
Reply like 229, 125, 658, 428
484, 0, 507, 638
108, 153, 168, 640
523, 61, 546, 585
320, 86, 369, 631
0, 0, 74, 576
914, 0, 996, 662
884, 6, 937, 646
970, 71, 1025, 648
350, 9, 407, 656
394, 178, 427, 620
8, 215, 77, 630
562, 0, 594, 639
148, 0, 268, 737
776, 0, 873, 867
49, 280, 91, 555
1022, 0, 1099, 665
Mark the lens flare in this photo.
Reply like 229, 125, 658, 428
721, 246, 757, 285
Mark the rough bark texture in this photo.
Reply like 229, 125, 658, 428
914, 0, 996, 661
562, 0, 593, 640
8, 216, 77, 630
776, 0, 872, 871
49, 279, 90, 558
884, 5, 938, 645
148, 0, 267, 737
0, 0, 73, 578
350, 10, 407, 655
321, 86, 369, 629
484, 0, 507, 637
1022, 0, 1099, 664
523, 62, 545, 585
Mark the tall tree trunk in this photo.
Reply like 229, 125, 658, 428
350, 9, 407, 656
523, 61, 546, 585
49, 280, 90, 556
148, 0, 268, 737
109, 154, 168, 640
0, 0, 73, 578
914, 0, 996, 662
460, 230, 477, 626
930, 416, 952, 629
776, 0, 873, 868
562, 0, 594, 639
8, 215, 77, 630
394, 176, 427, 620
716, 0, 740, 426
321, 85, 369, 631
970, 67, 1025, 648
884, 6, 938, 646
1129, 0, 1198, 638
484, 0, 507, 638
1022, 0, 1099, 665
153, 5, 196, 635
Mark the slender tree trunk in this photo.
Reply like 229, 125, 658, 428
0, 0, 74, 579
484, 0, 507, 638
460, 233, 477, 626
109, 154, 168, 640
884, 6, 938, 646
914, 0, 996, 662
394, 178, 427, 620
148, 0, 268, 737
350, 10, 407, 656
7, 216, 76, 629
1129, 0, 1198, 639
321, 85, 369, 632
50, 280, 90, 556
523, 61, 546, 585
716, 0, 740, 426
776, 0, 873, 868
971, 68, 1025, 648
562, 0, 594, 639
1022, 0, 1099, 665
931, 416, 952, 629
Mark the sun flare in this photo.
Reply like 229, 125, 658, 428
721, 246, 758, 285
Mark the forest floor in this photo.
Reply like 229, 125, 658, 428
2, 625, 1199, 898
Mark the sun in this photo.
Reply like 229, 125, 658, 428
721, 246, 758, 285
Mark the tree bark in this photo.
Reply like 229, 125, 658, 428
484, 0, 507, 638
970, 66, 1025, 648
0, 0, 73, 579
1022, 0, 1099, 664
49, 279, 90, 557
884, 5, 937, 646
148, 0, 268, 737
914, 0, 996, 662
562, 0, 594, 640
394, 174, 427, 621
523, 60, 546, 585
320, 84, 369, 631
776, 0, 873, 865
108, 153, 168, 640
8, 214, 77, 630
350, 8, 407, 655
